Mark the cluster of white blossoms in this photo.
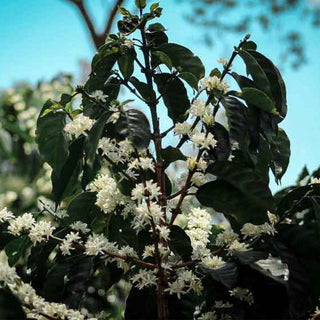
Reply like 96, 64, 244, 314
191, 131, 218, 150
229, 287, 254, 305
64, 113, 95, 138
0, 251, 96, 320
89, 174, 123, 214
310, 177, 320, 184
98, 137, 134, 165
2, 210, 55, 245
189, 99, 215, 125
215, 229, 249, 254
240, 222, 276, 239
201, 76, 230, 94
130, 268, 158, 289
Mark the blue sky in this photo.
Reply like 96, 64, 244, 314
1, 0, 320, 191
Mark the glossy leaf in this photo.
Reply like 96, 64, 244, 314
154, 73, 190, 122
129, 76, 156, 102
238, 87, 279, 115
36, 101, 69, 175
154, 43, 205, 80
161, 146, 186, 168
114, 108, 151, 149
168, 225, 192, 261
223, 96, 248, 145
5, 235, 30, 266
270, 128, 291, 182
178, 72, 199, 90
118, 49, 135, 79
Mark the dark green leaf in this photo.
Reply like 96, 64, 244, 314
148, 22, 166, 32
129, 76, 156, 102
63, 192, 105, 227
242, 41, 257, 51
199, 263, 238, 289
178, 72, 198, 90
52, 136, 84, 204
36, 101, 69, 175
247, 50, 287, 120
206, 122, 231, 161
114, 108, 151, 149
135, 0, 146, 9
59, 93, 73, 107
210, 67, 222, 78
168, 225, 192, 261
154, 43, 205, 80
238, 49, 272, 96
161, 146, 186, 168
118, 49, 135, 79
0, 289, 26, 320
5, 235, 30, 266
151, 51, 172, 70
222, 96, 248, 145
238, 87, 279, 115
270, 128, 291, 182
154, 73, 190, 123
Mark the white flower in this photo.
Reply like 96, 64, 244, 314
166, 280, 186, 299
130, 269, 157, 290
256, 255, 289, 278
190, 132, 217, 150
123, 38, 134, 49
191, 172, 207, 186
216, 229, 238, 247
91, 90, 108, 102
227, 240, 248, 253
240, 222, 276, 240
311, 177, 320, 184
29, 221, 55, 244
202, 255, 225, 270
217, 58, 229, 67
117, 246, 138, 271
129, 157, 155, 172
174, 121, 192, 136
70, 221, 90, 234
60, 232, 81, 255
214, 300, 233, 308
85, 234, 115, 256
64, 114, 94, 138
201, 311, 217, 320
201, 76, 230, 94
8, 213, 35, 236
0, 207, 14, 223
131, 180, 161, 202
157, 225, 170, 241
229, 287, 254, 305
267, 211, 279, 226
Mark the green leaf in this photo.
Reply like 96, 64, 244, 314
238, 49, 272, 96
178, 72, 199, 90
151, 51, 172, 70
154, 73, 190, 123
0, 289, 26, 320
168, 225, 192, 261
118, 6, 130, 15
198, 161, 274, 225
5, 235, 30, 266
246, 49, 287, 120
242, 41, 257, 51
206, 122, 230, 161
52, 136, 84, 204
118, 49, 135, 79
199, 263, 238, 289
270, 128, 291, 182
114, 108, 151, 149
150, 2, 159, 11
222, 96, 248, 145
135, 0, 146, 9
238, 87, 279, 115
83, 111, 109, 182
59, 93, 73, 107
42, 260, 70, 301
210, 67, 222, 78
108, 214, 137, 249
161, 146, 186, 168
36, 101, 69, 175
154, 43, 205, 80
63, 192, 105, 227
148, 22, 166, 32
129, 76, 156, 102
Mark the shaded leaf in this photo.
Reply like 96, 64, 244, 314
0, 289, 26, 320
168, 225, 192, 261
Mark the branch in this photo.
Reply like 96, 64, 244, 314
104, 0, 126, 35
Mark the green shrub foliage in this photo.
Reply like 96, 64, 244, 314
0, 2, 320, 320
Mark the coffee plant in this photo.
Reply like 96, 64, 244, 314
0, 2, 320, 319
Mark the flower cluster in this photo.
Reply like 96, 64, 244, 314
64, 113, 95, 138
